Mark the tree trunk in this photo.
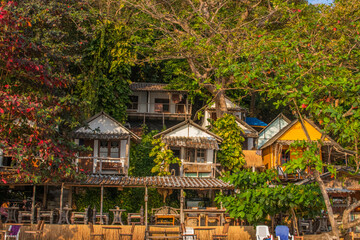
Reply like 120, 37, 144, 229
214, 89, 227, 118
314, 170, 340, 239
294, 102, 340, 239
290, 208, 299, 236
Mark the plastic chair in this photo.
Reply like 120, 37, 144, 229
181, 223, 197, 240
275, 225, 294, 240
256, 225, 273, 240
5, 225, 21, 240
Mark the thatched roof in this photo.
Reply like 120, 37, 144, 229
243, 150, 264, 168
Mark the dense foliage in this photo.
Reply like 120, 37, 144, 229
150, 138, 181, 176
129, 129, 157, 177
77, 20, 133, 122
216, 170, 324, 225
209, 114, 245, 171
0, 1, 94, 182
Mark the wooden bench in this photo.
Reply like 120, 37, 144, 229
146, 225, 182, 240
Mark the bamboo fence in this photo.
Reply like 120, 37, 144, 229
9, 224, 256, 240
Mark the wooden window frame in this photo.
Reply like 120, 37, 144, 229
185, 148, 206, 163
98, 140, 121, 158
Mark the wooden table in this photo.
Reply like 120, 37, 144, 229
56, 207, 73, 224
192, 227, 216, 240
109, 209, 126, 225
5, 207, 19, 223
184, 209, 226, 226
155, 215, 176, 225
102, 226, 122, 238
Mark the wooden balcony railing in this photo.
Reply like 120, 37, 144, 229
76, 157, 127, 175
182, 162, 221, 177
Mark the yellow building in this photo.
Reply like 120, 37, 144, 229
259, 118, 349, 170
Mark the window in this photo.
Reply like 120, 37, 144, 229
127, 96, 138, 110
281, 149, 290, 165
186, 148, 206, 163
154, 98, 170, 113
99, 141, 120, 158
196, 149, 205, 163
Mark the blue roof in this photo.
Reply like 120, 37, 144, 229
245, 117, 267, 127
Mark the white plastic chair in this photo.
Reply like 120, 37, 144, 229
5, 225, 21, 240
256, 225, 274, 240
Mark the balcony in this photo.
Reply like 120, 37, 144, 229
127, 103, 191, 120
76, 157, 127, 175
182, 162, 220, 178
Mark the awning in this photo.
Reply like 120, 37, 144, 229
70, 175, 232, 189
162, 136, 219, 150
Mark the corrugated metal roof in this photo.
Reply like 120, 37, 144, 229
0, 171, 232, 189
245, 117, 267, 127
162, 136, 219, 150
130, 83, 187, 92
73, 175, 232, 189
326, 188, 355, 194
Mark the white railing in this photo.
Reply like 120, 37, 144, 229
127, 103, 191, 115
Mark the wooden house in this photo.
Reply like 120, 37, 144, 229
73, 112, 140, 175
235, 117, 258, 150
202, 96, 247, 127
154, 120, 223, 178
127, 82, 192, 121
259, 118, 353, 175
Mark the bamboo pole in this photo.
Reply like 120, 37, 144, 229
68, 186, 72, 208
145, 186, 148, 227
100, 185, 104, 225
59, 183, 64, 224
31, 185, 36, 223
180, 189, 184, 224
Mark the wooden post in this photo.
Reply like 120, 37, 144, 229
100, 185, 104, 225
31, 185, 36, 223
43, 185, 48, 209
180, 189, 184, 224
220, 189, 224, 225
67, 186, 73, 208
145, 186, 148, 227
59, 183, 64, 224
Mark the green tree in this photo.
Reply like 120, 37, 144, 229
129, 129, 157, 177
78, 20, 133, 122
216, 170, 324, 228
209, 114, 245, 171
150, 138, 181, 176
122, 0, 310, 117
0, 1, 93, 182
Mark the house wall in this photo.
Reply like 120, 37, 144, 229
262, 146, 273, 169
279, 121, 328, 141
164, 125, 214, 138
131, 91, 189, 114
258, 117, 289, 148
131, 92, 148, 113
263, 145, 323, 169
